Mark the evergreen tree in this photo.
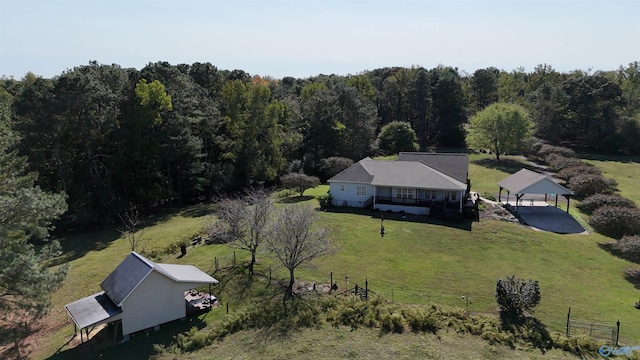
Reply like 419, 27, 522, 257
0, 99, 68, 336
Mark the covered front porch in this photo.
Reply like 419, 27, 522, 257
365, 186, 465, 215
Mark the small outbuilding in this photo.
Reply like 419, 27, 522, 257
64, 252, 218, 342
498, 168, 573, 212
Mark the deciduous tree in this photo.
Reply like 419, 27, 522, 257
466, 103, 534, 161
377, 121, 419, 156
266, 205, 332, 301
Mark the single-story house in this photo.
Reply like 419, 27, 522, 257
328, 152, 470, 215
64, 251, 218, 342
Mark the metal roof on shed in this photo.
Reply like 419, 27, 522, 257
64, 291, 122, 329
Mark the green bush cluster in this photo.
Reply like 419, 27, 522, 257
589, 206, 640, 239
567, 174, 617, 198
612, 235, 640, 261
577, 194, 636, 214
555, 164, 602, 181
544, 154, 582, 172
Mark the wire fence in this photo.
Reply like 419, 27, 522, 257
203, 256, 629, 344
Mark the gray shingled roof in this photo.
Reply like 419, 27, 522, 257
498, 168, 573, 195
398, 152, 469, 183
329, 158, 466, 190
328, 157, 374, 183
64, 291, 122, 329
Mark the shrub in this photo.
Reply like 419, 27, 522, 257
613, 235, 640, 260
280, 172, 320, 196
555, 164, 602, 181
482, 192, 497, 201
589, 206, 640, 239
577, 194, 636, 214
538, 144, 576, 159
495, 275, 541, 319
544, 154, 582, 171
567, 174, 617, 198
317, 193, 332, 211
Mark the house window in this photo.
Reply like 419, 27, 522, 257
431, 191, 437, 200
396, 188, 414, 199
357, 186, 367, 196
449, 191, 457, 201
341, 185, 344, 191
424, 190, 431, 199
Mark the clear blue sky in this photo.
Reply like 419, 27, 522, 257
1, 0, 639, 79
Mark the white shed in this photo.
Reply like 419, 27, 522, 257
64, 252, 218, 342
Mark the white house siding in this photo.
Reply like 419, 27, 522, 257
120, 271, 201, 336
329, 182, 373, 207
377, 204, 430, 215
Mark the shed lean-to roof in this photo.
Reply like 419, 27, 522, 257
64, 291, 122, 329
498, 168, 573, 195
397, 152, 469, 183
329, 158, 466, 191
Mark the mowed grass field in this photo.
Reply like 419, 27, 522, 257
29, 154, 640, 359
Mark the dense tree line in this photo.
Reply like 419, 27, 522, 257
1, 61, 639, 228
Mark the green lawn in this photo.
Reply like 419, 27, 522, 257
30, 156, 640, 359
582, 154, 640, 205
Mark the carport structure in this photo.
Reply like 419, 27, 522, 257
498, 168, 573, 212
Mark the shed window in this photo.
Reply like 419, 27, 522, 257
341, 185, 344, 191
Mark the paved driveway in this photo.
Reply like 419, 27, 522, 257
513, 203, 587, 234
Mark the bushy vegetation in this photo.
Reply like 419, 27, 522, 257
157, 290, 602, 358
494, 275, 541, 319
537, 144, 576, 159
589, 206, 640, 239
555, 164, 602, 181
566, 173, 617, 198
544, 154, 583, 172
612, 235, 640, 261
279, 173, 320, 196
317, 193, 332, 211
577, 194, 636, 214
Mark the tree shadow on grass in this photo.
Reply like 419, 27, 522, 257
597, 242, 640, 265
277, 195, 314, 204
47, 229, 121, 267
471, 158, 541, 175
47, 313, 209, 360
623, 268, 640, 290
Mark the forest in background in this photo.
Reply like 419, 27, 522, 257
1, 61, 639, 229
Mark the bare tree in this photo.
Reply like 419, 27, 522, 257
117, 204, 146, 252
216, 189, 273, 275
266, 205, 332, 301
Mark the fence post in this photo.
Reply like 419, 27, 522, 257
566, 307, 571, 337
233, 251, 236, 266
616, 319, 620, 345
392, 289, 394, 303
214, 257, 218, 272
330, 272, 333, 294
365, 278, 368, 301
